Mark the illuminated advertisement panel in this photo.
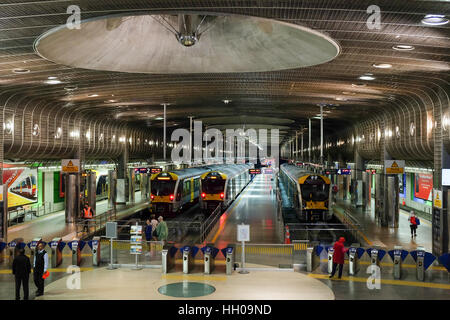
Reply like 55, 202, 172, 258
3, 168, 38, 208
414, 173, 433, 201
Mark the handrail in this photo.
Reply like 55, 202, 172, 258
199, 204, 222, 244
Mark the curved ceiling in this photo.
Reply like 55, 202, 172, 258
0, 1, 449, 143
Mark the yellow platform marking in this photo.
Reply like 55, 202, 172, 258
308, 273, 450, 290
162, 274, 227, 282
0, 267, 93, 274
174, 259, 226, 265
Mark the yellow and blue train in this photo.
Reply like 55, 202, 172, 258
279, 163, 332, 221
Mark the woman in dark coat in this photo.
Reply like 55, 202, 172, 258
329, 237, 348, 279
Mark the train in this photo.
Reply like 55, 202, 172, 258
10, 175, 37, 200
279, 163, 332, 221
150, 164, 253, 215
199, 164, 252, 212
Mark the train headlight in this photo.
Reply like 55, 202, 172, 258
150, 194, 154, 200
169, 195, 174, 201
201, 193, 206, 198
220, 193, 224, 199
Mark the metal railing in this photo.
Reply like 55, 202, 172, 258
7, 202, 60, 226
234, 243, 295, 268
75, 208, 117, 238
199, 204, 222, 244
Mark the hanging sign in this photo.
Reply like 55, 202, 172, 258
384, 160, 405, 174
62, 159, 80, 173
433, 189, 443, 209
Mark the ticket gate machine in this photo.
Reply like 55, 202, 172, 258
181, 246, 199, 274
28, 237, 42, 264
0, 240, 6, 263
327, 247, 334, 274
202, 246, 219, 274
68, 239, 85, 266
410, 247, 436, 281
348, 245, 365, 275
388, 246, 408, 279
161, 246, 178, 274
89, 237, 101, 266
50, 238, 64, 268
221, 247, 235, 275
306, 244, 322, 272
366, 248, 386, 268
8, 238, 25, 267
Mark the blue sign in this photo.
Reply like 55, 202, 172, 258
366, 248, 386, 260
337, 169, 351, 175
221, 247, 234, 258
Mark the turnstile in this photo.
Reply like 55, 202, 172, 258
28, 237, 42, 264
50, 238, 64, 268
7, 238, 24, 267
0, 240, 6, 263
348, 244, 364, 275
388, 246, 408, 280
68, 239, 83, 266
366, 248, 386, 268
411, 247, 436, 281
161, 246, 177, 274
202, 246, 219, 274
327, 247, 334, 274
90, 236, 101, 266
306, 244, 321, 272
181, 246, 199, 274
222, 247, 235, 275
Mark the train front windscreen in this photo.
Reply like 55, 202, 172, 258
151, 179, 176, 196
202, 178, 225, 193
301, 177, 329, 201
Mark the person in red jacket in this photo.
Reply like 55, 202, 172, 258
329, 237, 348, 279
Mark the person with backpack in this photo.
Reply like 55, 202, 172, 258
408, 211, 420, 237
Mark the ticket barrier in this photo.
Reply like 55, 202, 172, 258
202, 246, 219, 274
327, 247, 334, 274
410, 247, 436, 281
28, 237, 42, 264
0, 240, 6, 263
161, 246, 178, 274
68, 239, 85, 266
8, 238, 25, 267
306, 244, 322, 272
181, 245, 199, 274
221, 247, 235, 275
50, 238, 65, 268
366, 248, 386, 268
388, 246, 409, 279
88, 237, 101, 266
347, 245, 365, 276
438, 253, 450, 273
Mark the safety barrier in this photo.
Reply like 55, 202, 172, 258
75, 208, 117, 238
234, 243, 294, 269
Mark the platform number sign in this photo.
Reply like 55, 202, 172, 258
249, 169, 261, 175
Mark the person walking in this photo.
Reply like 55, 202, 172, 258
155, 216, 168, 245
33, 243, 48, 297
144, 219, 152, 256
329, 237, 348, 279
408, 211, 419, 237
82, 203, 94, 233
150, 214, 158, 240
12, 248, 31, 300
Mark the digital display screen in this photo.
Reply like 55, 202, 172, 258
150, 168, 162, 174
249, 169, 262, 174
337, 169, 351, 175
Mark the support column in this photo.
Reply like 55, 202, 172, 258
320, 104, 324, 165
65, 174, 79, 223
108, 169, 117, 208
117, 145, 128, 204
308, 119, 311, 163
87, 171, 96, 213
163, 103, 167, 160
300, 127, 304, 161
128, 168, 135, 204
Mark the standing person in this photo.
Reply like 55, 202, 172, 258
12, 248, 31, 300
329, 237, 348, 279
82, 203, 94, 233
150, 214, 158, 240
144, 219, 152, 256
408, 211, 419, 237
156, 216, 168, 245
332, 184, 338, 203
33, 243, 48, 297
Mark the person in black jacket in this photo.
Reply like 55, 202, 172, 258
33, 243, 48, 297
12, 248, 31, 300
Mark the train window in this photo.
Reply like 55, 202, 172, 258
301, 182, 329, 201
183, 180, 191, 196
194, 178, 200, 191
203, 178, 225, 194
151, 180, 176, 196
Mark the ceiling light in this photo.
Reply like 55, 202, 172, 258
13, 68, 30, 74
335, 97, 347, 101
48, 76, 58, 80
222, 99, 232, 104
64, 85, 78, 91
155, 117, 164, 120
105, 99, 117, 103
44, 79, 62, 84
392, 45, 415, 51
342, 91, 356, 95
351, 83, 366, 88
359, 75, 376, 81
88, 94, 99, 97
372, 63, 392, 69
421, 14, 449, 26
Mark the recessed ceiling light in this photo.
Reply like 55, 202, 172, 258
342, 91, 356, 95
47, 76, 58, 80
105, 99, 117, 103
13, 68, 30, 74
421, 14, 449, 26
335, 97, 347, 101
351, 83, 367, 88
44, 79, 62, 84
155, 117, 164, 120
392, 45, 415, 51
222, 99, 232, 104
372, 63, 392, 69
88, 94, 99, 97
64, 85, 78, 91
359, 75, 376, 81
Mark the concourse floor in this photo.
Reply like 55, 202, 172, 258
334, 199, 432, 251
6, 191, 148, 243
206, 173, 282, 248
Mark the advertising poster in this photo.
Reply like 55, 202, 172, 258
414, 173, 433, 201
3, 168, 38, 208
130, 235, 142, 244
130, 245, 142, 255
399, 174, 406, 196
130, 225, 142, 235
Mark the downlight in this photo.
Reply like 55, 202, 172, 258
359, 75, 376, 81
392, 45, 415, 51
421, 15, 448, 26
372, 63, 392, 69
13, 68, 30, 74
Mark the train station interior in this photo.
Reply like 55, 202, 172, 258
0, 0, 449, 308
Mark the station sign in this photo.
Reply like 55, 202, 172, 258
61, 159, 80, 173
134, 168, 149, 174
433, 189, 443, 209
237, 224, 250, 242
337, 169, 351, 175
249, 169, 261, 175
149, 167, 162, 174
384, 160, 405, 174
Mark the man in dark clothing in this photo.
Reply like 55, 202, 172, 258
329, 237, 348, 279
33, 243, 48, 296
12, 248, 31, 300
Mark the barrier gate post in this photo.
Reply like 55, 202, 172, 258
222, 247, 234, 275
306, 243, 321, 272
28, 238, 42, 264
348, 244, 362, 276
393, 246, 403, 279
91, 236, 101, 266
416, 247, 426, 281
327, 247, 334, 274
50, 238, 63, 268
162, 245, 177, 274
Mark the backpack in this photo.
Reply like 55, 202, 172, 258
415, 218, 420, 226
